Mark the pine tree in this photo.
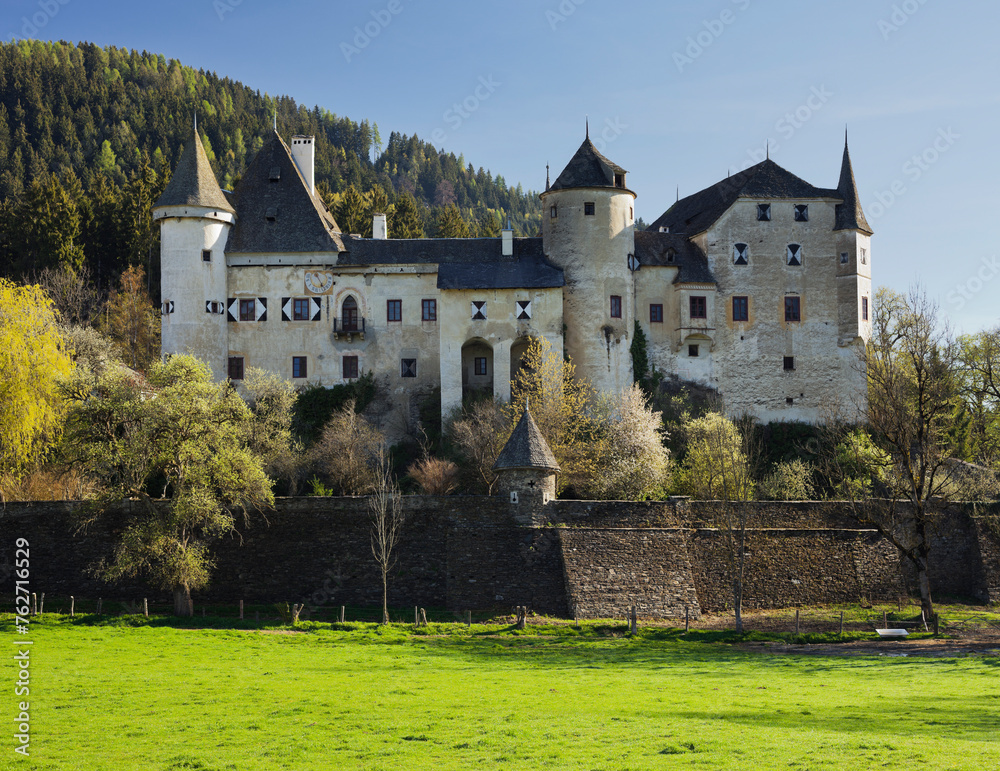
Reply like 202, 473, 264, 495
434, 204, 470, 238
392, 191, 425, 239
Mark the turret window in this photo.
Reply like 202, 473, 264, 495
862, 296, 869, 321
550, 205, 557, 219
614, 173, 624, 188
733, 243, 749, 265
584, 202, 595, 216
860, 248, 868, 265
794, 204, 809, 222
690, 296, 707, 319
786, 244, 803, 266
202, 249, 212, 262
757, 203, 771, 221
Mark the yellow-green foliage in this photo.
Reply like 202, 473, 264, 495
680, 412, 754, 500
0, 278, 74, 475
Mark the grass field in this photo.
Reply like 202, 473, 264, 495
2, 614, 999, 770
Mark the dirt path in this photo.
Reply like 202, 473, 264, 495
737, 638, 1000, 658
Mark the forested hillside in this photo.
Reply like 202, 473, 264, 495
0, 40, 542, 294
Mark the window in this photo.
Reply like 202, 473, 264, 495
516, 300, 532, 320
474, 357, 488, 376
862, 296, 869, 321
401, 358, 416, 378
472, 301, 487, 320
292, 356, 307, 379
584, 202, 595, 216
342, 356, 359, 380
610, 295, 622, 318
550, 205, 557, 219
202, 249, 212, 262
794, 204, 809, 222
732, 296, 748, 322
228, 356, 244, 380
786, 244, 802, 266
341, 296, 359, 331
784, 356, 795, 371
840, 252, 849, 264
387, 299, 401, 322
860, 248, 868, 265
785, 296, 801, 322
650, 304, 663, 323
239, 299, 255, 321
293, 298, 310, 321
665, 248, 676, 264
733, 243, 748, 265
757, 203, 771, 221
614, 173, 624, 188
690, 296, 707, 319
422, 299, 437, 321
688, 344, 699, 358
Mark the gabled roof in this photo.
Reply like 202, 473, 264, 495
338, 236, 565, 290
834, 141, 873, 235
154, 129, 235, 213
647, 158, 837, 237
493, 406, 560, 472
226, 131, 343, 254
633, 231, 714, 284
548, 135, 629, 192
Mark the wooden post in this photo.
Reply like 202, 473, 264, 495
574, 605, 579, 629
839, 611, 844, 636
39, 593, 44, 615
933, 613, 940, 636
97, 598, 102, 615
239, 600, 244, 620
420, 608, 427, 626
795, 608, 799, 636
466, 610, 472, 628
70, 596, 75, 617
339, 606, 345, 624
414, 606, 418, 626
685, 605, 690, 634
883, 610, 888, 629
144, 598, 149, 618
31, 593, 37, 615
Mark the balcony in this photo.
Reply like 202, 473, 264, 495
333, 316, 366, 342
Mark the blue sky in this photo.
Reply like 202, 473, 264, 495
8, 0, 999, 332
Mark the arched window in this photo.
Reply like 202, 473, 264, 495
342, 296, 359, 331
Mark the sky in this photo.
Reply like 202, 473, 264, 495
7, 0, 1000, 333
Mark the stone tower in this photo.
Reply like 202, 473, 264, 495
833, 136, 873, 349
493, 405, 560, 526
540, 130, 636, 394
152, 127, 236, 379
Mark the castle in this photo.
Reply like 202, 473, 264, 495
153, 126, 872, 432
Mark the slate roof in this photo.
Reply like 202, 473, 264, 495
493, 406, 561, 472
548, 135, 630, 192
226, 131, 344, 254
154, 129, 235, 213
647, 158, 838, 237
338, 236, 565, 290
633, 231, 715, 284
834, 142, 873, 235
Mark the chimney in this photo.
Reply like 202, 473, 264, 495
373, 213, 388, 240
290, 135, 315, 196
501, 228, 513, 257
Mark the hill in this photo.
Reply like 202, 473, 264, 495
0, 40, 542, 292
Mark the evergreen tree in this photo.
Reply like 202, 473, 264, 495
434, 204, 470, 238
392, 191, 425, 239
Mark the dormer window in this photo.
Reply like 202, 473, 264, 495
786, 244, 802, 266
665, 248, 676, 264
757, 203, 771, 221
584, 202, 595, 216
614, 173, 624, 188
733, 243, 749, 265
794, 204, 809, 222
265, 207, 277, 221
269, 166, 281, 182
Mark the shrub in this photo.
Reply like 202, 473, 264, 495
307, 400, 385, 495
759, 459, 817, 501
408, 457, 460, 495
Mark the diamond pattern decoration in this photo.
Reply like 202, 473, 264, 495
733, 243, 748, 265
787, 244, 802, 266
472, 301, 486, 320
228, 298, 239, 322
281, 297, 293, 321
516, 300, 531, 320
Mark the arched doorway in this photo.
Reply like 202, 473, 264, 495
461, 339, 494, 403
341, 295, 359, 332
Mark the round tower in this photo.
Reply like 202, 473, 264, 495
493, 404, 561, 526
541, 131, 636, 394
152, 127, 236, 380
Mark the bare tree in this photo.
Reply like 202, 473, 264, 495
369, 447, 404, 625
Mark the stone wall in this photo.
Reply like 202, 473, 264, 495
2, 497, 998, 618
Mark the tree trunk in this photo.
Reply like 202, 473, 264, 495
916, 560, 935, 621
173, 584, 192, 617
381, 572, 389, 625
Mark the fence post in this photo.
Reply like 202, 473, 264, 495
239, 600, 244, 621
40, 593, 44, 615
685, 605, 690, 634
933, 613, 940, 636
31, 593, 37, 615
97, 597, 102, 615
466, 610, 472, 628
144, 598, 149, 618
70, 596, 75, 617
883, 610, 888, 629
339, 606, 345, 624
420, 608, 427, 626
795, 608, 799, 636
414, 606, 418, 626
839, 611, 844, 636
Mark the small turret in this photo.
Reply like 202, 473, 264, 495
834, 135, 873, 236
493, 405, 560, 525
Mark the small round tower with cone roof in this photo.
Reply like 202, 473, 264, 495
493, 404, 561, 525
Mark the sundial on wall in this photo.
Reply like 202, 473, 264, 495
304, 271, 335, 295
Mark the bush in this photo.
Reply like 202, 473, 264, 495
293, 373, 376, 445
408, 457, 460, 495
759, 459, 817, 501
307, 400, 384, 495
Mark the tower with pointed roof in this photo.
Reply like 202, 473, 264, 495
493, 405, 560, 525
153, 126, 236, 380
833, 136, 873, 347
540, 130, 636, 394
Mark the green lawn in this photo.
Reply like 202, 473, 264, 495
2, 616, 999, 770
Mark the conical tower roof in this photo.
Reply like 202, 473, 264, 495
834, 139, 872, 235
493, 405, 561, 472
154, 129, 235, 213
548, 133, 629, 193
